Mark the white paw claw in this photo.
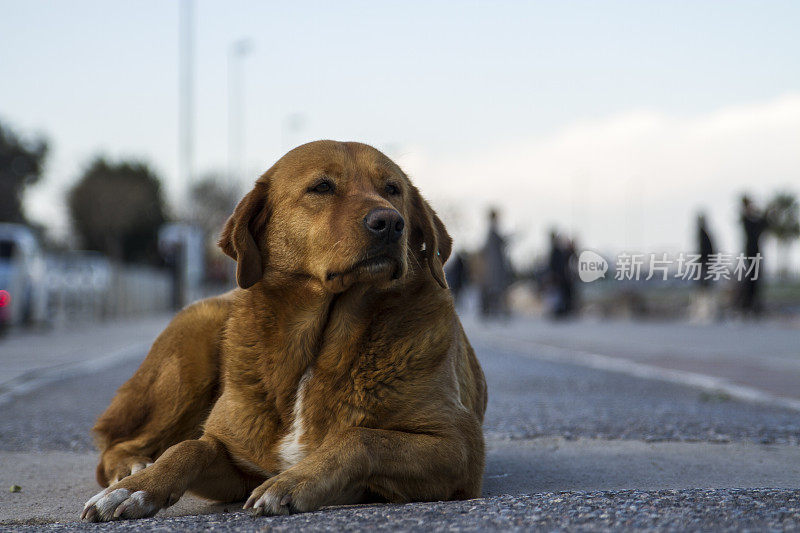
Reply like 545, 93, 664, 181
81, 488, 158, 522
83, 488, 130, 521
80, 488, 110, 521
251, 491, 292, 516
114, 490, 157, 519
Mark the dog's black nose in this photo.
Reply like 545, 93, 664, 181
364, 208, 405, 243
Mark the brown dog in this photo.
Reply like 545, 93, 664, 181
81, 140, 487, 521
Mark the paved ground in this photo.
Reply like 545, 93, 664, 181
5, 490, 800, 532
0, 315, 170, 406
464, 315, 800, 401
1, 316, 799, 530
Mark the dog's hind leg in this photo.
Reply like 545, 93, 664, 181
93, 295, 234, 487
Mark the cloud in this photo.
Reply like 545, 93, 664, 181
396, 93, 800, 268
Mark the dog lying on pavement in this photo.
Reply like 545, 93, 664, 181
82, 140, 487, 521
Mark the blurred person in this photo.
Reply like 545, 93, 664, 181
445, 251, 469, 306
691, 213, 716, 322
564, 237, 579, 315
547, 231, 577, 318
697, 213, 714, 286
478, 209, 513, 318
738, 195, 768, 316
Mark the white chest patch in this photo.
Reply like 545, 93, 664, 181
277, 368, 312, 470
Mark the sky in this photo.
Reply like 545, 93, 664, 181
2, 0, 799, 268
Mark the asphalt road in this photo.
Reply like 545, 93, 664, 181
1, 323, 799, 530
2, 339, 799, 453
464, 315, 800, 401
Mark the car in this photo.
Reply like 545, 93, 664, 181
0, 223, 46, 331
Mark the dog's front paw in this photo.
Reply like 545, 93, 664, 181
81, 486, 160, 522
244, 471, 320, 516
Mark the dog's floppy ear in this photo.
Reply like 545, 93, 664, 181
409, 185, 452, 289
218, 181, 269, 289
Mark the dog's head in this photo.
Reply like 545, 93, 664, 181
218, 141, 451, 293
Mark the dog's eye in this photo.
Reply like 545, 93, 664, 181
308, 180, 334, 194
385, 183, 400, 196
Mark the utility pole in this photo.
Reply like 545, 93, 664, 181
178, 0, 195, 212
227, 39, 253, 189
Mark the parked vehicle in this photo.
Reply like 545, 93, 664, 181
0, 223, 47, 331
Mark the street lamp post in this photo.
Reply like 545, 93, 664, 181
227, 39, 254, 190
178, 0, 195, 213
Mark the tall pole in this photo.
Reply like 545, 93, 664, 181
179, 0, 195, 212
227, 39, 253, 190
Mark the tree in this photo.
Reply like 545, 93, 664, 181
0, 120, 48, 223
766, 191, 800, 279
68, 158, 168, 264
188, 175, 240, 283
188, 175, 240, 239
